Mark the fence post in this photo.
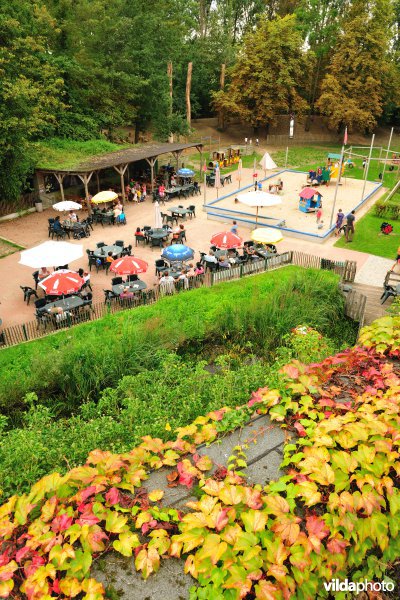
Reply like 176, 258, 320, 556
22, 324, 28, 341
240, 264, 244, 278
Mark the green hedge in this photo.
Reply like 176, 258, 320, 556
374, 198, 400, 220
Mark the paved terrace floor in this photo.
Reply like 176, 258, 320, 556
0, 167, 393, 329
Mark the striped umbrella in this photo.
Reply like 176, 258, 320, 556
110, 256, 148, 275
210, 231, 243, 249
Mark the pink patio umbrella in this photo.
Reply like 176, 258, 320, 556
39, 270, 84, 296
110, 256, 148, 275
210, 231, 243, 249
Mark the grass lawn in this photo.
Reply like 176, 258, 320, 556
334, 209, 400, 259
271, 144, 400, 190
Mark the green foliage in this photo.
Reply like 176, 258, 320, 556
212, 14, 309, 128
0, 268, 356, 424
0, 318, 398, 599
0, 1, 63, 201
374, 197, 400, 220
317, 0, 395, 132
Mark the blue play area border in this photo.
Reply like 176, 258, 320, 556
204, 169, 383, 240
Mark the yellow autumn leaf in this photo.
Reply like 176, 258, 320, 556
219, 485, 245, 506
135, 547, 160, 579
148, 490, 164, 502
309, 463, 335, 486
81, 578, 105, 600
59, 577, 82, 598
241, 509, 267, 533
113, 531, 140, 557
264, 495, 290, 517
294, 481, 322, 507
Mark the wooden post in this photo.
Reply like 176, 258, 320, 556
96, 171, 100, 193
54, 173, 65, 201
113, 164, 129, 202
77, 172, 94, 214
167, 61, 173, 143
172, 150, 182, 170
186, 62, 192, 127
145, 157, 157, 192
218, 63, 225, 129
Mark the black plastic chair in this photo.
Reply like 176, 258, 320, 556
111, 276, 123, 285
380, 284, 398, 304
127, 274, 139, 282
186, 205, 196, 218
104, 289, 117, 304
20, 286, 38, 305
122, 244, 133, 255
34, 297, 47, 309
96, 242, 106, 248
155, 259, 168, 275
115, 240, 124, 247
32, 271, 40, 290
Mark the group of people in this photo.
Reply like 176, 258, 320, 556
158, 262, 204, 294
335, 209, 356, 241
124, 180, 147, 203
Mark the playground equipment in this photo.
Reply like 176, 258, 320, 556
299, 187, 322, 213
212, 146, 241, 168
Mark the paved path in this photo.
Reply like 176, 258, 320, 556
93, 414, 285, 599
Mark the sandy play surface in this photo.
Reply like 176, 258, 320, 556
208, 170, 381, 237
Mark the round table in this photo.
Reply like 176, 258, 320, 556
93, 245, 123, 259
148, 230, 169, 241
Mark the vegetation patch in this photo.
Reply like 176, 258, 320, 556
33, 138, 131, 171
0, 317, 398, 599
0, 238, 23, 259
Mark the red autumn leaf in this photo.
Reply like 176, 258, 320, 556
208, 408, 227, 421
79, 485, 98, 502
24, 555, 46, 578
77, 503, 100, 526
215, 508, 230, 532
177, 460, 199, 489
323, 411, 333, 418
318, 398, 336, 407
52, 579, 61, 594
306, 515, 329, 548
141, 519, 158, 535
51, 514, 73, 533
0, 551, 11, 568
214, 466, 228, 481
105, 487, 120, 506
327, 537, 349, 555
243, 487, 263, 510
294, 422, 307, 437
15, 547, 31, 564
281, 364, 299, 379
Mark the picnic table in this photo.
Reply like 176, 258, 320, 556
93, 245, 123, 259
165, 185, 193, 199
112, 281, 147, 296
169, 207, 189, 219
45, 295, 84, 312
148, 228, 170, 241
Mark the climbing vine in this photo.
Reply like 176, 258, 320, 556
0, 316, 399, 599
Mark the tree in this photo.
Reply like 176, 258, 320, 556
212, 14, 309, 130
0, 1, 63, 202
316, 0, 394, 132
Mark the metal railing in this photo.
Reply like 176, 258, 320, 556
0, 252, 358, 349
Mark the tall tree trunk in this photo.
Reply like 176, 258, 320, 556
218, 63, 226, 130
186, 62, 192, 127
134, 122, 140, 144
167, 61, 174, 143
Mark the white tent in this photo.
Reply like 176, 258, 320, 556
260, 152, 277, 172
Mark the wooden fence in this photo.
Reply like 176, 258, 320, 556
0, 252, 359, 349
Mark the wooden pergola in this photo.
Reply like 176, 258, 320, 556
36, 142, 203, 212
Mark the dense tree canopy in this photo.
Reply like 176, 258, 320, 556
1, 0, 400, 202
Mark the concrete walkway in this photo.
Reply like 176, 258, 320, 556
93, 414, 285, 599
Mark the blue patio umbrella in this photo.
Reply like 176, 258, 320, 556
161, 244, 194, 262
177, 168, 195, 177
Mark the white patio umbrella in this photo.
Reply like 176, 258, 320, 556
91, 191, 118, 204
236, 159, 243, 190
19, 241, 83, 268
215, 167, 222, 199
237, 190, 282, 225
154, 201, 162, 229
53, 200, 82, 212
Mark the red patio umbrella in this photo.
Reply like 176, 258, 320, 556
210, 231, 243, 249
110, 256, 148, 275
38, 270, 84, 296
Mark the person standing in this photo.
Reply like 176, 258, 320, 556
335, 209, 344, 236
316, 203, 323, 225
345, 210, 356, 242
231, 221, 238, 235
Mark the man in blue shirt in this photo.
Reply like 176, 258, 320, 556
231, 221, 238, 235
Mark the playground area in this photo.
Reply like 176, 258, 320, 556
205, 169, 383, 240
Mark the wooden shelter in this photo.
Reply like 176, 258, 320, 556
35, 142, 203, 211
